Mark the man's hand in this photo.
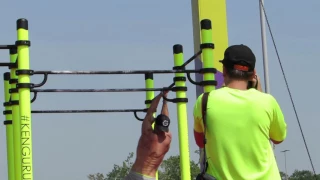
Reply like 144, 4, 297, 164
252, 74, 263, 92
251, 75, 258, 87
141, 93, 162, 135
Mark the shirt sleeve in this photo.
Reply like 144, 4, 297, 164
193, 93, 205, 148
193, 93, 204, 133
269, 95, 287, 144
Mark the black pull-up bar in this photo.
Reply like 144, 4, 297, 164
31, 108, 147, 113
0, 45, 16, 49
31, 88, 170, 93
31, 69, 201, 75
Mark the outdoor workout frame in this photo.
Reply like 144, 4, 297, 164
1, 18, 216, 180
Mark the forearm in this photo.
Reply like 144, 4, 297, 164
161, 100, 169, 116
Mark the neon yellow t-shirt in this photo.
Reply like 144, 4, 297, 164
193, 87, 287, 180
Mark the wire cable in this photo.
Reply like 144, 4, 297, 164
259, 0, 317, 177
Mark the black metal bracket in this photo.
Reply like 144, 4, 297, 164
3, 110, 12, 115
15, 40, 31, 47
9, 78, 18, 84
173, 66, 185, 70
171, 86, 187, 92
173, 77, 186, 82
186, 68, 217, 86
163, 96, 188, 103
133, 108, 148, 121
144, 100, 152, 104
3, 120, 12, 125
31, 92, 37, 103
200, 43, 215, 49
16, 69, 34, 75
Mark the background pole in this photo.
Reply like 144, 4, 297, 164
3, 72, 15, 180
144, 73, 157, 179
10, 46, 22, 180
173, 44, 191, 180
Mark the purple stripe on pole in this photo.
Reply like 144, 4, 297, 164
195, 58, 204, 97
194, 58, 224, 96
215, 71, 224, 89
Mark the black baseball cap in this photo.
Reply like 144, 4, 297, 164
219, 44, 256, 72
155, 114, 170, 132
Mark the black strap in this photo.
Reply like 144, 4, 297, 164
201, 92, 210, 174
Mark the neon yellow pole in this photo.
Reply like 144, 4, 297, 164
16, 18, 33, 180
3, 72, 15, 180
200, 19, 215, 93
10, 46, 22, 180
144, 73, 158, 179
191, 0, 228, 94
173, 44, 191, 180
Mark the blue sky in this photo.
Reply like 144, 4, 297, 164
0, 0, 319, 179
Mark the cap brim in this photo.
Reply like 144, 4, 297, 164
156, 125, 169, 132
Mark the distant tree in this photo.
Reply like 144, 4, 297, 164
279, 171, 288, 180
105, 152, 134, 179
158, 154, 200, 180
289, 169, 319, 180
88, 151, 201, 180
87, 152, 134, 180
87, 173, 105, 180
88, 151, 320, 180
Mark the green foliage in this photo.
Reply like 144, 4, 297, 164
158, 155, 200, 180
87, 151, 200, 180
288, 169, 320, 180
87, 152, 134, 180
87, 173, 105, 180
280, 171, 288, 180
88, 151, 320, 180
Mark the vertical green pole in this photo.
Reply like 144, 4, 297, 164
16, 18, 33, 180
200, 19, 215, 93
144, 73, 158, 179
10, 46, 22, 180
173, 44, 191, 180
3, 72, 15, 180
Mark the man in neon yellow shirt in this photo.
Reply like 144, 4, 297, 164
193, 45, 287, 180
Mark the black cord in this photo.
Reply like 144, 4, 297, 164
259, 0, 317, 178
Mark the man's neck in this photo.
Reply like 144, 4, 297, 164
226, 80, 248, 90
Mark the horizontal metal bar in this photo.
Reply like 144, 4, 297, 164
31, 108, 147, 114
0, 45, 16, 49
33, 69, 200, 75
0, 63, 14, 67
31, 88, 169, 93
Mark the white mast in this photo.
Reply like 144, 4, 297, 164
259, 0, 270, 93
259, 0, 276, 151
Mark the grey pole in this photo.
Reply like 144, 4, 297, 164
281, 150, 290, 180
259, 0, 276, 153
259, 0, 270, 93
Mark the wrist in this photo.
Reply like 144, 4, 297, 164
131, 163, 157, 178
